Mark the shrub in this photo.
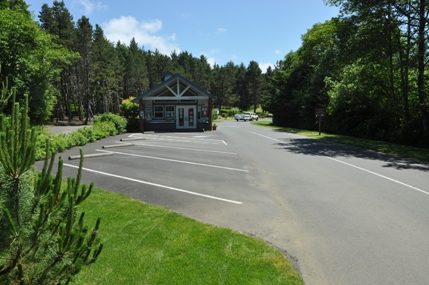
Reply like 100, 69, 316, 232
93, 121, 117, 138
120, 97, 140, 132
69, 131, 89, 146
77, 126, 97, 142
94, 113, 127, 134
120, 97, 139, 120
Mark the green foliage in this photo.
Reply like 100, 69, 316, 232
120, 97, 139, 131
120, 97, 139, 119
220, 107, 238, 118
93, 120, 117, 137
94, 113, 127, 135
0, 7, 78, 125
33, 120, 127, 161
0, 92, 102, 284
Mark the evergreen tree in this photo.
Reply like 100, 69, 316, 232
76, 16, 93, 124
235, 63, 248, 111
245, 61, 262, 112
92, 24, 122, 114
0, 85, 102, 284
39, 0, 78, 122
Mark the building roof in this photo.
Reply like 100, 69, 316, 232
132, 73, 215, 103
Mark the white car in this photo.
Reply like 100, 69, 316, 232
234, 113, 250, 121
244, 112, 259, 121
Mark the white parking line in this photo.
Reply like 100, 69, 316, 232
123, 142, 237, 155
128, 133, 227, 145
96, 149, 249, 172
250, 131, 282, 142
63, 163, 243, 204
327, 157, 429, 196
245, 131, 429, 197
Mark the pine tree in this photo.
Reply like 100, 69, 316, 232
0, 82, 102, 284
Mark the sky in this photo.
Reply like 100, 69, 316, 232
25, 0, 340, 73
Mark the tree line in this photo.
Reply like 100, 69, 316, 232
0, 0, 267, 126
264, 0, 429, 148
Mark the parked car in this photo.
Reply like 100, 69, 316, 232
244, 112, 259, 121
234, 113, 250, 121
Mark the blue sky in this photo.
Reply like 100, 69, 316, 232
25, 0, 339, 72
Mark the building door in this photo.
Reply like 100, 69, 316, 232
176, 106, 196, 129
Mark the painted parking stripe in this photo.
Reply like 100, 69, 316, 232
63, 163, 243, 204
129, 134, 227, 145
327, 157, 429, 196
125, 142, 237, 155
246, 130, 429, 196
96, 149, 248, 172
143, 137, 226, 145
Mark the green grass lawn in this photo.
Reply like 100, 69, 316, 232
253, 121, 429, 162
73, 188, 303, 285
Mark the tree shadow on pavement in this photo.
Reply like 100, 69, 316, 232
275, 137, 429, 172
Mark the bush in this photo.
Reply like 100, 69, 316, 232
93, 121, 117, 137
120, 97, 139, 120
77, 126, 97, 142
120, 97, 140, 132
69, 131, 89, 146
35, 121, 124, 161
94, 113, 127, 134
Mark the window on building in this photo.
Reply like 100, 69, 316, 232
165, 105, 175, 119
154, 105, 164, 119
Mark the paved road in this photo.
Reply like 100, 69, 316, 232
37, 121, 429, 285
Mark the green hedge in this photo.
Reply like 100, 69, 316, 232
36, 114, 127, 161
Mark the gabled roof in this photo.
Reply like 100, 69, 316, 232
160, 72, 174, 81
132, 73, 215, 103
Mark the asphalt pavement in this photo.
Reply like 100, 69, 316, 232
37, 121, 429, 285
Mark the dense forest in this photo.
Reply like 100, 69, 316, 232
1, 0, 428, 148
266, 0, 429, 148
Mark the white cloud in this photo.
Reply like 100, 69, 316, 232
259, 62, 274, 73
200, 52, 216, 67
274, 49, 281, 55
217, 27, 227, 34
73, 0, 106, 15
140, 19, 162, 33
206, 57, 216, 67
103, 16, 180, 55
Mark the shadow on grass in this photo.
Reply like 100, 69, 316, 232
274, 137, 429, 172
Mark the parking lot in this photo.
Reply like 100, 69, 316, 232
39, 131, 261, 226
37, 122, 429, 285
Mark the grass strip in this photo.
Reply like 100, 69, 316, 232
73, 188, 304, 285
253, 121, 429, 162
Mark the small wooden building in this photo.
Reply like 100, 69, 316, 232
132, 72, 215, 132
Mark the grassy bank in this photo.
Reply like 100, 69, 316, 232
253, 121, 429, 162
73, 188, 303, 285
